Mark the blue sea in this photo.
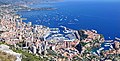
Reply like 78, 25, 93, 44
18, 0, 120, 40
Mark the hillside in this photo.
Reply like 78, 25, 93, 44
0, 51, 16, 61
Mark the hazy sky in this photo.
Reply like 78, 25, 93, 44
67, 0, 120, 2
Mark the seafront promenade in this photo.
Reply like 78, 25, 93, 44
0, 4, 120, 61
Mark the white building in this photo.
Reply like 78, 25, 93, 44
32, 45, 37, 54
28, 22, 32, 26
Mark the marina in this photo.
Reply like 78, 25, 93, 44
0, 0, 120, 61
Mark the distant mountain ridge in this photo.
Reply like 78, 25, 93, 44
0, 0, 63, 5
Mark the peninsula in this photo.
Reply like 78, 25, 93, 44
0, 4, 120, 61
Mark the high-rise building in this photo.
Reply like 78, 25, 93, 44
16, 20, 20, 28
32, 45, 37, 54
38, 44, 42, 54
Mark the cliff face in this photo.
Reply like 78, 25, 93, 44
0, 51, 16, 61
0, 44, 22, 61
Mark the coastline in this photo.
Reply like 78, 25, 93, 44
0, 4, 120, 61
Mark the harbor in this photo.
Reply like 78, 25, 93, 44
0, 1, 120, 61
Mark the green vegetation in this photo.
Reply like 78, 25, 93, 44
78, 30, 88, 40
100, 34, 104, 39
47, 49, 57, 56
12, 48, 45, 61
0, 42, 5, 45
80, 42, 88, 46
0, 42, 46, 61
0, 51, 17, 61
